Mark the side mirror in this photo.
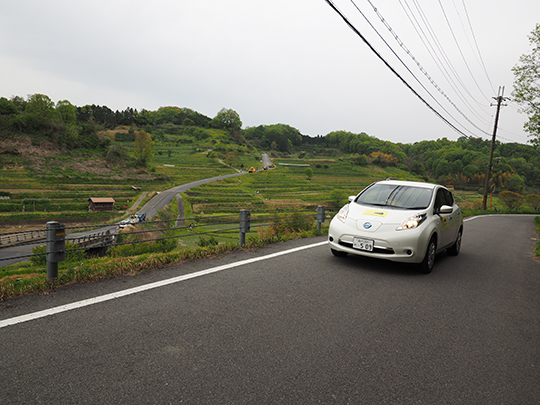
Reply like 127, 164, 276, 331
438, 205, 453, 215
348, 196, 355, 202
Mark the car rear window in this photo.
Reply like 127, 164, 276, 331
356, 184, 433, 209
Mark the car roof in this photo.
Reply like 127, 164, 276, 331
375, 180, 439, 190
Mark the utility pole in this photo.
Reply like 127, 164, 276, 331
482, 87, 509, 210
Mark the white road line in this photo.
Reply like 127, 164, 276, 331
464, 214, 539, 222
0, 241, 328, 329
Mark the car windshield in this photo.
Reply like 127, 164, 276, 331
355, 183, 433, 209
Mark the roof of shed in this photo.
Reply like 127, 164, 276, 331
88, 197, 116, 203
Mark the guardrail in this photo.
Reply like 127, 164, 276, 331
0, 230, 46, 246
70, 231, 115, 248
1, 206, 333, 280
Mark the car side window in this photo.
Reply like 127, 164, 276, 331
434, 189, 446, 211
443, 189, 454, 206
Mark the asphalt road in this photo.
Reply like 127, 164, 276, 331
1, 215, 539, 404
141, 172, 247, 220
261, 153, 272, 169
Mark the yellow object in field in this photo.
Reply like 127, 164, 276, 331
248, 167, 256, 173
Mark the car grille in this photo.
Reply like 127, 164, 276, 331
338, 241, 395, 255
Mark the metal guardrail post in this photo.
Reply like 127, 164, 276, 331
317, 206, 326, 234
46, 221, 66, 280
239, 209, 251, 246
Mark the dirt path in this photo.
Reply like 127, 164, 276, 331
126, 192, 148, 214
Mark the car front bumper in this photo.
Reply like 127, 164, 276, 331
328, 216, 432, 264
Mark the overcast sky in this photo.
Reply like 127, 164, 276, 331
1, 0, 538, 145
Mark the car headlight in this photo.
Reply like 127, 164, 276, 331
336, 204, 350, 223
396, 214, 426, 230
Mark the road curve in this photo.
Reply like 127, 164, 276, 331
0, 171, 247, 267
141, 171, 247, 219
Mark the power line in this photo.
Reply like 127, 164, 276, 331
460, 0, 496, 93
323, 0, 480, 139
356, 0, 491, 136
397, 0, 492, 124
408, 0, 492, 111
437, 0, 492, 102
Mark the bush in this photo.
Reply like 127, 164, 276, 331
197, 235, 219, 247
105, 144, 131, 166
498, 190, 525, 210
368, 152, 397, 167
526, 194, 540, 211
351, 154, 368, 166
22, 198, 50, 205
115, 132, 136, 142
107, 237, 177, 258
269, 212, 314, 235
30, 241, 85, 266
329, 190, 350, 209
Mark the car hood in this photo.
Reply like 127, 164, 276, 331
347, 203, 426, 232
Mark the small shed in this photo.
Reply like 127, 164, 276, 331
88, 197, 115, 212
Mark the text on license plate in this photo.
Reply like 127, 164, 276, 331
353, 237, 374, 251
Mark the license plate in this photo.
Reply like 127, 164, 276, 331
353, 237, 374, 252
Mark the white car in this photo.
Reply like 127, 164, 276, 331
328, 180, 463, 273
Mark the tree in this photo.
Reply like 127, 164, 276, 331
133, 131, 155, 167
305, 167, 313, 180
0, 97, 17, 115
512, 24, 540, 146
504, 173, 525, 193
56, 100, 77, 125
211, 108, 242, 131
9, 96, 26, 112
183, 118, 194, 126
224, 151, 239, 166
24, 93, 58, 132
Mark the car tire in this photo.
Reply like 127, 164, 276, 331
419, 237, 436, 274
331, 248, 348, 257
447, 227, 462, 256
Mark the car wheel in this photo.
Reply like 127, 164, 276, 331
331, 248, 348, 257
419, 237, 436, 274
447, 227, 462, 256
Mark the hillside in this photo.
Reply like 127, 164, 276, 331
1, 93, 540, 228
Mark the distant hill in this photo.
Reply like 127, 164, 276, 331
2, 93, 539, 196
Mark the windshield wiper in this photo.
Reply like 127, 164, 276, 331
390, 205, 427, 210
385, 186, 402, 205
